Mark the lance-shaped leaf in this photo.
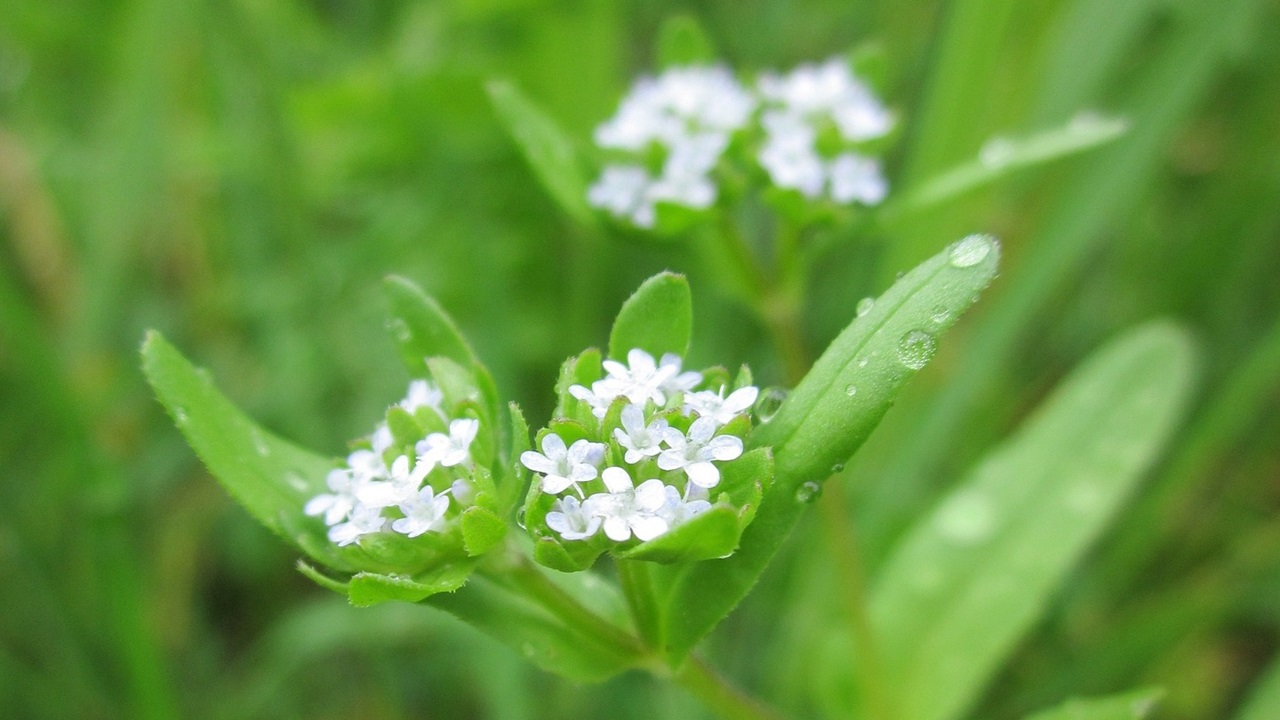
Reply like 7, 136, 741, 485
651, 236, 1001, 662
487, 79, 597, 229
141, 331, 354, 572
1021, 688, 1163, 720
347, 561, 476, 608
608, 271, 694, 361
869, 322, 1197, 720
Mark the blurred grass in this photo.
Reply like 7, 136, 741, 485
1, 0, 1278, 718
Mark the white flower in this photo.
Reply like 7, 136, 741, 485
614, 404, 669, 464
304, 468, 362, 526
587, 165, 658, 228
399, 379, 444, 415
357, 453, 430, 508
545, 495, 602, 541
757, 59, 892, 140
829, 153, 887, 205
449, 478, 474, 505
594, 65, 755, 151
346, 447, 388, 484
391, 486, 451, 537
658, 416, 744, 488
568, 383, 615, 419
758, 112, 825, 198
657, 353, 703, 396
328, 505, 386, 546
657, 484, 712, 527
371, 423, 394, 455
521, 433, 606, 495
683, 385, 760, 426
417, 418, 479, 468
584, 467, 669, 542
599, 348, 678, 406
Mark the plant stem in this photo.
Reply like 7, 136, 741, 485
674, 655, 787, 720
819, 480, 898, 720
617, 558, 663, 650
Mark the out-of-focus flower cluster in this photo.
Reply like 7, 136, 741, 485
587, 57, 893, 228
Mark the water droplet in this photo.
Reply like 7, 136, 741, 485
174, 407, 189, 424
386, 319, 412, 343
754, 387, 788, 423
948, 234, 994, 268
794, 482, 822, 504
251, 429, 270, 457
521, 642, 537, 658
844, 384, 857, 397
857, 357, 869, 368
855, 297, 875, 318
935, 491, 996, 544
978, 136, 1015, 168
897, 330, 937, 370
930, 306, 952, 325
830, 463, 844, 474
515, 508, 527, 530
285, 473, 309, 492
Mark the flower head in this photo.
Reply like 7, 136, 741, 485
417, 418, 479, 468
521, 433, 606, 495
391, 485, 451, 538
584, 467, 670, 542
658, 416, 744, 488
328, 505, 387, 547
545, 495, 602, 541
613, 403, 669, 464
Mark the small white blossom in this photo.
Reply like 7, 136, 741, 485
399, 379, 444, 415
568, 383, 615, 419
391, 486, 451, 538
584, 467, 669, 542
328, 505, 386, 546
417, 418, 479, 468
304, 468, 362, 526
829, 152, 887, 205
521, 433, 606, 495
614, 403, 669, 464
545, 495, 602, 541
594, 65, 756, 150
658, 416, 744, 488
657, 353, 703, 395
449, 478, 474, 505
599, 348, 678, 406
657, 484, 713, 527
357, 454, 430, 508
683, 385, 760, 426
346, 447, 388, 484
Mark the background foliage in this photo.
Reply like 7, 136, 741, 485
1, 0, 1278, 718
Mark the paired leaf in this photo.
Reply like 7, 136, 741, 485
1022, 688, 1163, 720
650, 238, 1000, 662
140, 332, 353, 572
486, 79, 596, 228
608, 271, 693, 361
868, 322, 1197, 720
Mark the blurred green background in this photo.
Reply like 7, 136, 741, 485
2, 0, 1278, 718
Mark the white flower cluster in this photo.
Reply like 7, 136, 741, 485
304, 380, 478, 547
587, 58, 893, 227
757, 58, 893, 204
588, 66, 756, 228
521, 349, 759, 544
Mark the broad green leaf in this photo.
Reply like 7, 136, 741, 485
383, 275, 477, 372
656, 14, 716, 67
140, 332, 353, 572
869, 322, 1197, 720
347, 560, 476, 608
1236, 656, 1280, 720
608, 272, 693, 361
1022, 689, 1163, 720
617, 507, 741, 563
461, 506, 507, 556
486, 79, 596, 228
429, 575, 643, 682
895, 114, 1129, 213
652, 237, 1000, 662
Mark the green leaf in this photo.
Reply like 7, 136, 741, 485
1022, 688, 1163, 720
893, 114, 1129, 213
1235, 655, 1280, 720
383, 275, 478, 374
140, 331, 354, 572
653, 238, 1000, 662
347, 561, 476, 607
617, 507, 741, 563
460, 506, 507, 556
656, 14, 716, 67
486, 79, 596, 228
869, 322, 1197, 720
608, 272, 693, 361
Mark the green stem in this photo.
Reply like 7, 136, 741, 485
819, 482, 897, 720
617, 559, 663, 650
674, 655, 787, 720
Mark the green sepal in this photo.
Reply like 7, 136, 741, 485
347, 560, 476, 608
553, 348, 603, 423
461, 506, 508, 556
656, 14, 717, 67
732, 364, 754, 391
608, 272, 693, 361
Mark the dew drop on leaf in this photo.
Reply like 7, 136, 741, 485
844, 384, 857, 397
754, 387, 788, 423
174, 407, 189, 424
934, 490, 996, 544
794, 481, 822, 504
948, 234, 994, 268
521, 642, 537, 658
856, 297, 875, 318
515, 507, 527, 530
930, 306, 952, 325
252, 428, 270, 457
386, 318, 412, 343
830, 463, 844, 474
857, 357, 869, 368
897, 330, 937, 370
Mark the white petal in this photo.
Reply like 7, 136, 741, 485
627, 348, 656, 375
726, 386, 760, 413
521, 451, 557, 475
630, 515, 669, 542
621, 403, 645, 433
450, 418, 479, 445
657, 449, 684, 471
540, 474, 573, 494
689, 416, 717, 443
706, 435, 744, 461
569, 463, 599, 483
686, 461, 721, 488
601, 466, 634, 494
634, 480, 668, 511
603, 516, 630, 542
540, 433, 567, 460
